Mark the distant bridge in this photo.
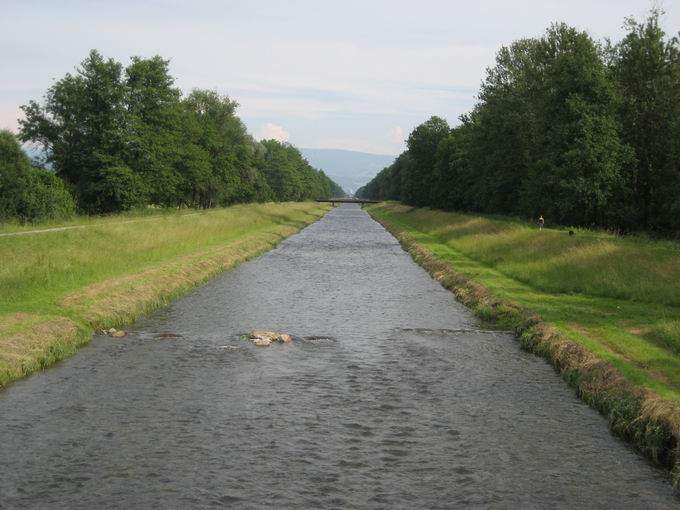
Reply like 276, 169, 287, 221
316, 198, 380, 207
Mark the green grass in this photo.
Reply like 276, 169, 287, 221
368, 202, 680, 403
0, 206, 201, 235
0, 202, 330, 387
0, 202, 326, 315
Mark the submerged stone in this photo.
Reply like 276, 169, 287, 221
253, 337, 272, 347
248, 330, 293, 346
101, 327, 126, 337
250, 330, 277, 341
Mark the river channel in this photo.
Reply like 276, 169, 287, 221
1, 204, 677, 508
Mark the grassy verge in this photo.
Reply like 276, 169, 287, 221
0, 202, 330, 388
0, 207, 206, 235
367, 202, 680, 484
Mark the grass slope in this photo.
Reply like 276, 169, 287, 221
0, 202, 330, 388
368, 202, 680, 481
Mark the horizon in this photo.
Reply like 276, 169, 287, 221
2, 1, 678, 154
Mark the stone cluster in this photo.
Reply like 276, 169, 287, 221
248, 330, 293, 347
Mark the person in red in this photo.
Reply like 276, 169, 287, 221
538, 215, 545, 230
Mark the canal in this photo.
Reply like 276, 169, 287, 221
0, 204, 677, 508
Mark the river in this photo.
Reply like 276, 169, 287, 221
0, 204, 677, 508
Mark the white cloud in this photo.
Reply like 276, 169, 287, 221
388, 127, 405, 144
257, 122, 289, 142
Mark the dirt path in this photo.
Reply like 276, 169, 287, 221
0, 213, 201, 238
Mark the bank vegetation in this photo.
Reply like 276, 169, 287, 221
368, 202, 680, 485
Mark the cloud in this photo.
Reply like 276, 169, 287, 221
257, 122, 289, 142
388, 127, 404, 144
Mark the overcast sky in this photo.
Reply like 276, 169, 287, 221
2, 0, 678, 155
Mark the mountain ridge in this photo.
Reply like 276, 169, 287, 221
299, 148, 396, 195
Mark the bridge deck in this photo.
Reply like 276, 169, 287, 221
316, 198, 379, 205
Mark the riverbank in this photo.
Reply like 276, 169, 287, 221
0, 202, 330, 389
367, 202, 680, 484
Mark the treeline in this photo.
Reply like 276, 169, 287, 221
1, 50, 342, 221
358, 11, 680, 232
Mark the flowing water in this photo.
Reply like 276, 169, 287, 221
1, 205, 677, 509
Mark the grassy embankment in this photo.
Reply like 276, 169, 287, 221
367, 202, 680, 482
0, 202, 330, 388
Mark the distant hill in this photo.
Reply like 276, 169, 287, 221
300, 148, 395, 196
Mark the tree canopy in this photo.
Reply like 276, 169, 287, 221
7, 50, 342, 219
358, 11, 680, 233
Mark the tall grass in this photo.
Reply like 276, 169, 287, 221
387, 205, 680, 307
0, 202, 325, 315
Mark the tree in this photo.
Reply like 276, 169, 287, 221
19, 50, 130, 212
523, 23, 632, 225
0, 130, 75, 221
609, 9, 680, 230
361, 22, 640, 230
16, 50, 344, 215
464, 38, 544, 214
430, 124, 472, 210
402, 116, 450, 206
125, 55, 183, 206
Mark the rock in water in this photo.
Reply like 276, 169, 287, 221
250, 330, 277, 341
253, 337, 272, 347
248, 330, 293, 346
110, 330, 127, 338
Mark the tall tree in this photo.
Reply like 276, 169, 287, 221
402, 116, 450, 206
524, 23, 632, 226
465, 38, 544, 214
19, 50, 130, 211
125, 55, 183, 206
609, 9, 680, 229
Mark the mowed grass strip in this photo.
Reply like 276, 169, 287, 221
0, 202, 330, 388
367, 203, 680, 402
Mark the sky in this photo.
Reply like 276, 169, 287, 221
1, 0, 678, 155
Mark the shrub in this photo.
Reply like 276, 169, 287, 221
0, 130, 76, 221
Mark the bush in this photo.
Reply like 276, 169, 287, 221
89, 166, 148, 213
0, 130, 76, 222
